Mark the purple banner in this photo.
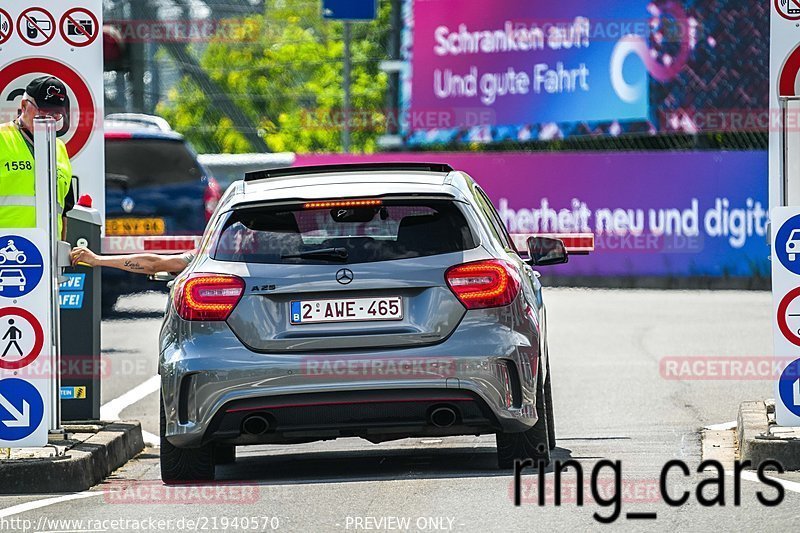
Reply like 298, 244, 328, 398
294, 151, 768, 278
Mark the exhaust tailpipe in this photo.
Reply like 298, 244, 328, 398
429, 407, 457, 428
242, 414, 270, 435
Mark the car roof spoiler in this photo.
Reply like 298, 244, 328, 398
244, 163, 454, 182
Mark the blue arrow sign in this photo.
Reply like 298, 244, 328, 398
322, 0, 377, 20
778, 359, 800, 417
0, 378, 44, 441
0, 235, 44, 298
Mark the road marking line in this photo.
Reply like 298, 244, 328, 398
737, 471, 800, 494
0, 380, 162, 518
705, 421, 737, 431
0, 490, 100, 519
99, 375, 159, 421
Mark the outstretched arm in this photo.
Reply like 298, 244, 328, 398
70, 247, 190, 275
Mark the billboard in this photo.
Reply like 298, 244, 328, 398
294, 151, 769, 278
410, 0, 650, 127
401, 0, 769, 145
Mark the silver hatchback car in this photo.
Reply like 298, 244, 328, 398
158, 163, 568, 482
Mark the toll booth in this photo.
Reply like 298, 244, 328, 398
60, 199, 103, 422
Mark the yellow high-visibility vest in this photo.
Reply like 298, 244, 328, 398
0, 122, 71, 233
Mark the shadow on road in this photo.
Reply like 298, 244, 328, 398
214, 445, 575, 485
103, 310, 166, 321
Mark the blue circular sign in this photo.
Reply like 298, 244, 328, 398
0, 378, 44, 441
0, 235, 43, 298
778, 359, 800, 417
775, 215, 800, 275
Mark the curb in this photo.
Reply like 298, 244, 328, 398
0, 421, 144, 494
737, 401, 800, 470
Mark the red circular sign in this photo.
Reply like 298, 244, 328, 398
60, 8, 99, 48
776, 0, 800, 21
780, 45, 800, 97
0, 9, 13, 45
0, 307, 44, 370
778, 287, 800, 346
16, 8, 56, 47
0, 58, 96, 157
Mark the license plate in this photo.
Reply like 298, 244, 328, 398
106, 218, 166, 236
291, 297, 403, 325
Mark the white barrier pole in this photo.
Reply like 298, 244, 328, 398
33, 117, 61, 433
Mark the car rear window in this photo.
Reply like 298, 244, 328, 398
212, 199, 477, 264
105, 138, 204, 188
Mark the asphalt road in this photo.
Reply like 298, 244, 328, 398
1, 288, 799, 532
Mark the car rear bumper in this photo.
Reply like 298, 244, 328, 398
203, 388, 503, 446
159, 309, 542, 448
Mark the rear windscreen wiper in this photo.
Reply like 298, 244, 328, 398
281, 247, 348, 262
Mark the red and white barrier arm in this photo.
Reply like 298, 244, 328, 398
101, 236, 203, 255
511, 233, 595, 255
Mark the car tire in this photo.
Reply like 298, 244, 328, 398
495, 360, 551, 469
16, 254, 25, 264
215, 445, 236, 465
160, 400, 216, 483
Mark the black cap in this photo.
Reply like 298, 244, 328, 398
25, 76, 68, 115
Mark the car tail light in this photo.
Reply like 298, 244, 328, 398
204, 177, 221, 221
445, 260, 520, 310
174, 274, 244, 321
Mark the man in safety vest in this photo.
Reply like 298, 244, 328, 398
0, 76, 74, 239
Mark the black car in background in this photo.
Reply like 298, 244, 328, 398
102, 114, 220, 312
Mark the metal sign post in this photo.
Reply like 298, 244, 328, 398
0, 119, 57, 448
0, 1, 104, 447
342, 21, 352, 153
33, 117, 62, 433
322, 0, 378, 153
770, 5, 800, 427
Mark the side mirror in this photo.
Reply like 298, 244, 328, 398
527, 237, 569, 266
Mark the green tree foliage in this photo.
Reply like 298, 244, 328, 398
158, 0, 390, 154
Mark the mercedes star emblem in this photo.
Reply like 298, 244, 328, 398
336, 268, 354, 285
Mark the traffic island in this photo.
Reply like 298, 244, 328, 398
737, 400, 800, 470
0, 421, 144, 494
